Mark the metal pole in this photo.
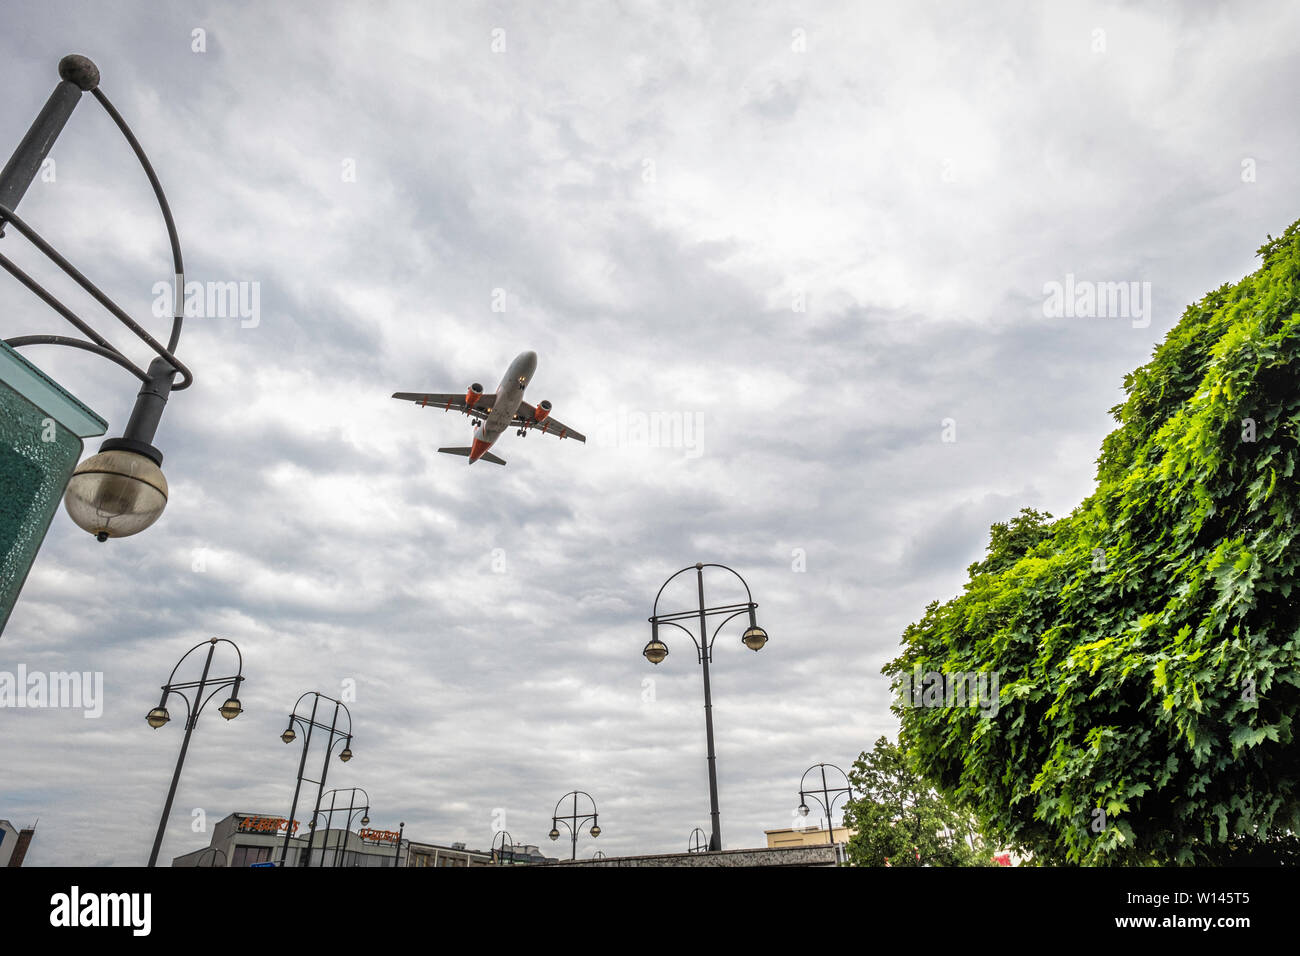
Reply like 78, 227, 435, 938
571, 791, 578, 860
147, 640, 215, 867
100, 356, 176, 465
0, 56, 99, 234
303, 700, 340, 867
327, 790, 341, 867
821, 765, 833, 843
393, 823, 404, 867
913, 776, 922, 867
281, 694, 319, 865
347, 805, 363, 867
697, 566, 722, 851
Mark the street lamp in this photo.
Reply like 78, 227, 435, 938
645, 562, 768, 852
0, 55, 194, 542
145, 638, 244, 867
310, 787, 371, 867
797, 763, 854, 847
550, 790, 600, 861
195, 847, 228, 868
688, 827, 708, 854
278, 692, 355, 867
393, 823, 406, 868
492, 830, 515, 865
642, 638, 669, 664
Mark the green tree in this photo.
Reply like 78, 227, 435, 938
965, 507, 1056, 577
842, 736, 990, 866
884, 220, 1300, 864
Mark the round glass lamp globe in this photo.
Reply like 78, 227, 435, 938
643, 640, 669, 664
741, 626, 768, 652
64, 450, 168, 540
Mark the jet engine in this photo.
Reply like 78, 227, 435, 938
465, 383, 484, 408
533, 400, 552, 423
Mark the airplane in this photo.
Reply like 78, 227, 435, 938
391, 350, 585, 465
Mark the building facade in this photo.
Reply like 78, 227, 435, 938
764, 824, 853, 848
0, 820, 36, 867
561, 845, 840, 867
172, 812, 568, 867
489, 843, 554, 866
172, 812, 403, 867
405, 841, 493, 867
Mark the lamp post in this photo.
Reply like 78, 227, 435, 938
195, 847, 228, 868
0, 54, 194, 542
688, 827, 708, 854
0, 55, 195, 636
145, 638, 244, 867
278, 692, 354, 867
797, 762, 854, 847
548, 790, 600, 861
491, 830, 515, 865
393, 822, 405, 868
309, 787, 370, 868
644, 562, 768, 852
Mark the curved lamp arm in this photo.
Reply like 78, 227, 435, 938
0, 57, 191, 388
650, 562, 755, 618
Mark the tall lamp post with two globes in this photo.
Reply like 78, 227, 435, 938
548, 790, 601, 861
145, 637, 244, 867
643, 562, 768, 853
310, 786, 371, 868
797, 762, 855, 847
278, 692, 354, 867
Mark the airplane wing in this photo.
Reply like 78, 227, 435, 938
392, 391, 498, 421
514, 400, 586, 443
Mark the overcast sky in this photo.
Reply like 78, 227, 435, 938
1, 0, 1296, 865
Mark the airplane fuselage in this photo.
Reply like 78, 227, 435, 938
470, 351, 537, 462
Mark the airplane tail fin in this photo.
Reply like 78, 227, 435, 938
437, 447, 507, 466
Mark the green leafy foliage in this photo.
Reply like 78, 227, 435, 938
842, 736, 991, 866
885, 221, 1300, 864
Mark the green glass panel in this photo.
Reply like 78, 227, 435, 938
0, 343, 106, 635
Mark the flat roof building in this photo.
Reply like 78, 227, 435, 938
764, 824, 853, 848
405, 841, 492, 867
172, 812, 403, 868
171, 812, 551, 867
